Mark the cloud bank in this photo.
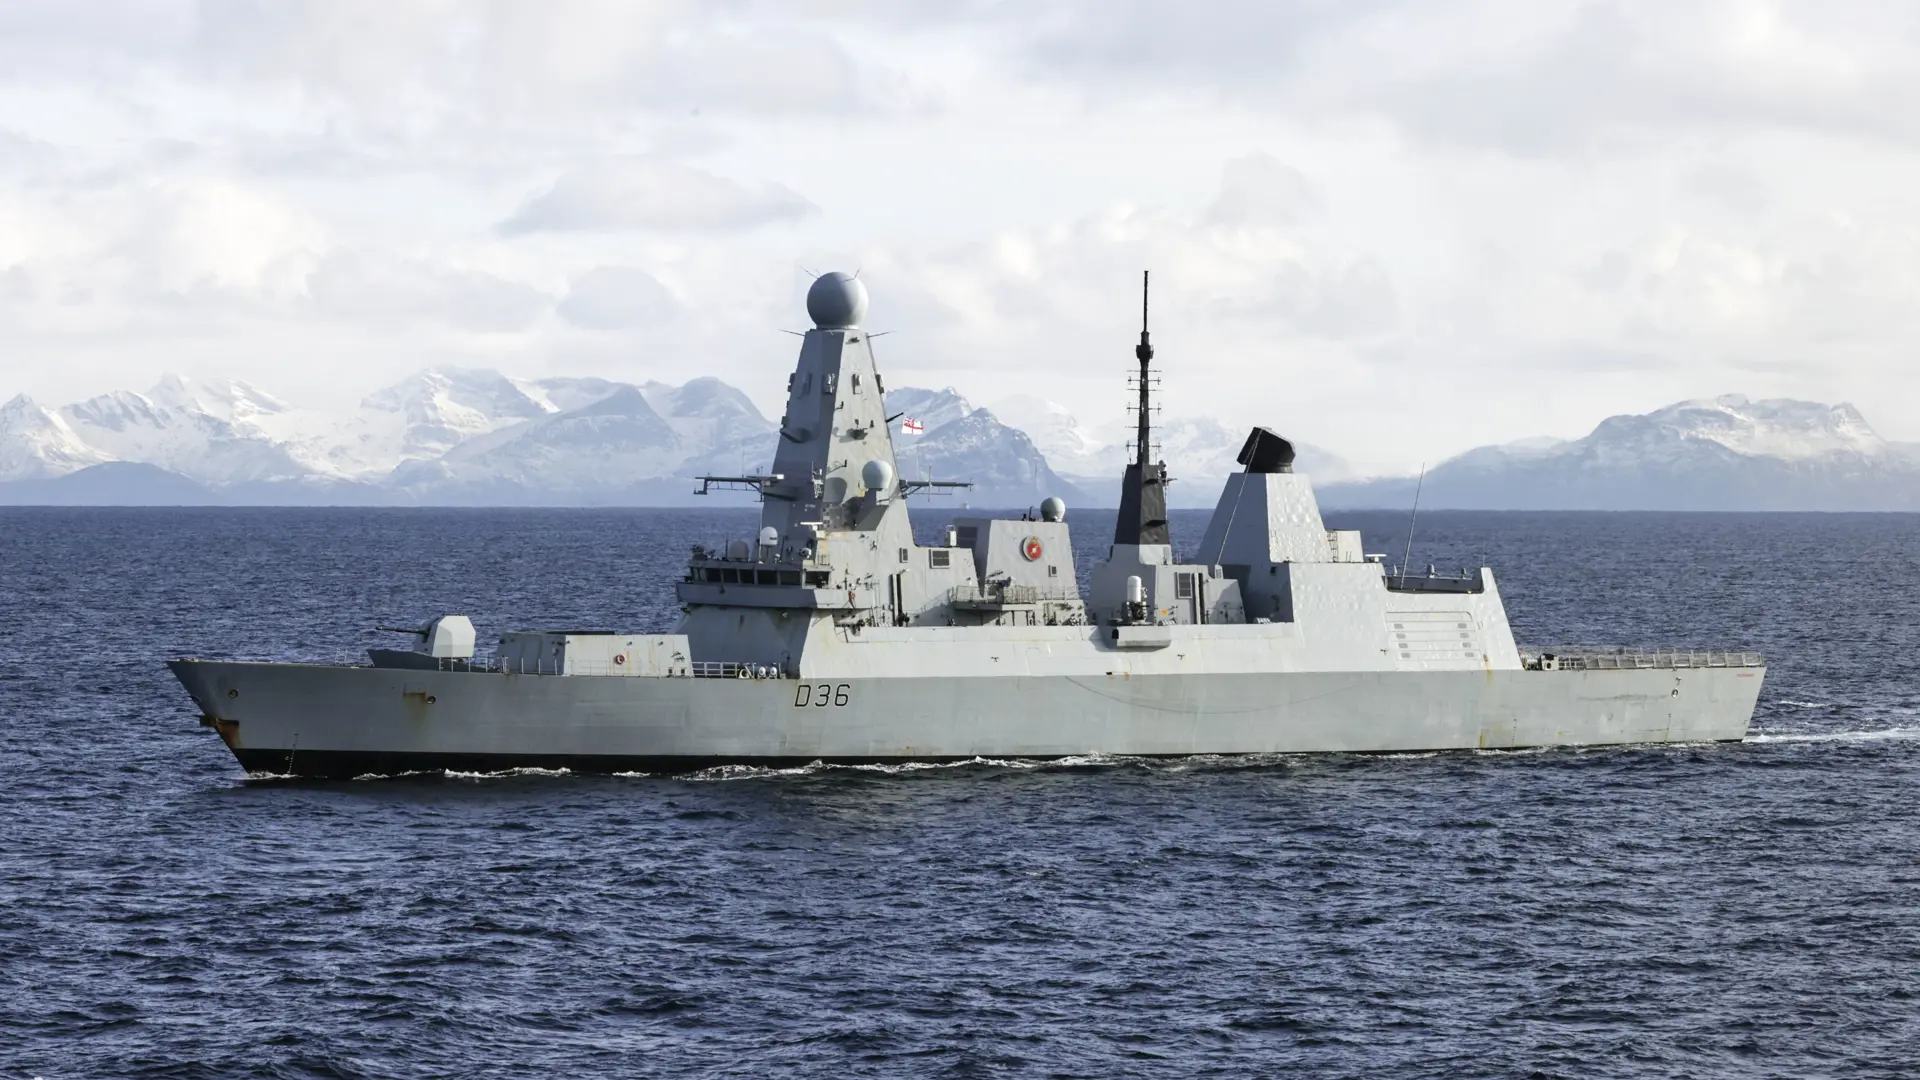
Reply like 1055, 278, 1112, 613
0, 0, 1918, 473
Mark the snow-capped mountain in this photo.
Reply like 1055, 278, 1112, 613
0, 367, 781, 504
985, 394, 1112, 473
886, 389, 1081, 506
1320, 394, 1920, 511
145, 374, 292, 429
392, 386, 701, 503
360, 368, 556, 462
11, 373, 1920, 511
60, 386, 312, 484
887, 387, 976, 434
640, 377, 776, 477
987, 394, 1355, 507
0, 394, 111, 481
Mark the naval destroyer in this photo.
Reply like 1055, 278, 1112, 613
169, 272, 1766, 777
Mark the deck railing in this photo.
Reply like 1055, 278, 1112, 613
1522, 648, 1765, 671
949, 583, 1081, 607
380, 655, 786, 678
687, 661, 785, 679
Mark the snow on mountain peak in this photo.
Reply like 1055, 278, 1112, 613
884, 387, 973, 434
62, 390, 171, 433
364, 367, 553, 421
0, 393, 111, 481
359, 367, 557, 461
1616, 395, 1885, 460
59, 385, 313, 484
987, 394, 1111, 470
147, 373, 290, 426
642, 377, 766, 423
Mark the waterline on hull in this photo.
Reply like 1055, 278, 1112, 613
230, 742, 1755, 782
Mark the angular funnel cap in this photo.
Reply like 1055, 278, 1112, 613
1237, 426, 1295, 474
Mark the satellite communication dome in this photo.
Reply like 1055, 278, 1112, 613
758, 526, 779, 548
807, 271, 869, 329
1040, 496, 1066, 522
862, 458, 895, 496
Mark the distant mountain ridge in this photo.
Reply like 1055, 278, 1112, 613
7, 377, 1917, 510
883, 387, 1083, 508
1320, 394, 1920, 511
1, 370, 1097, 506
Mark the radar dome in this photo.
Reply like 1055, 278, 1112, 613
862, 458, 895, 496
758, 526, 779, 548
807, 271, 869, 329
1040, 496, 1066, 522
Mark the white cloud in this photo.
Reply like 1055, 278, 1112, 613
2, 1, 1920, 471
304, 251, 550, 332
498, 157, 818, 235
557, 265, 678, 330
1205, 153, 1321, 228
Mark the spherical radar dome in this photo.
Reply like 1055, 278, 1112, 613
807, 271, 869, 329
862, 458, 895, 495
1040, 496, 1066, 522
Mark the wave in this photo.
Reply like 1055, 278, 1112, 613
1743, 727, 1920, 744
439, 767, 574, 780
252, 733, 1915, 786
682, 756, 1083, 781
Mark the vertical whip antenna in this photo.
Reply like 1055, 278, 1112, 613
1400, 463, 1426, 580
1135, 270, 1153, 466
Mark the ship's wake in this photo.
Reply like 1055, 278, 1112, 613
1742, 726, 1920, 745
234, 730, 1920, 784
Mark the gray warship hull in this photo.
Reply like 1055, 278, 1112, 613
164, 271, 1769, 777
170, 656, 1765, 778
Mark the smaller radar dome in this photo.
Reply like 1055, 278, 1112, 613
758, 526, 779, 548
1040, 496, 1066, 522
807, 271, 869, 329
862, 458, 895, 496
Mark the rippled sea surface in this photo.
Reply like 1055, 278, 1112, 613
4, 507, 1919, 1078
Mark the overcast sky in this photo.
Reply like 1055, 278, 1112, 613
3, 0, 1919, 472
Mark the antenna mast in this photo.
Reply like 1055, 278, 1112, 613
1112, 271, 1171, 548
1135, 270, 1153, 467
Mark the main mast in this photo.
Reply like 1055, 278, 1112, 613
1113, 271, 1170, 547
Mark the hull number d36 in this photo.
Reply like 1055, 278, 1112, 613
794, 683, 851, 708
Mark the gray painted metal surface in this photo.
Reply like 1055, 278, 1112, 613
166, 272, 1768, 775
170, 660, 1762, 778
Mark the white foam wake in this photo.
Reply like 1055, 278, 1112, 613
682, 755, 1114, 781
1744, 727, 1920, 745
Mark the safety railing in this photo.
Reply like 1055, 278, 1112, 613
949, 583, 1081, 607
951, 583, 1038, 607
1522, 648, 1765, 671
688, 661, 787, 679
371, 652, 796, 678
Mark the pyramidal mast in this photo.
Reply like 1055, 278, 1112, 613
1113, 270, 1170, 547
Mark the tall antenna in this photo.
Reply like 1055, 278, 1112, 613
1400, 462, 1426, 579
1113, 271, 1170, 547
1134, 270, 1153, 467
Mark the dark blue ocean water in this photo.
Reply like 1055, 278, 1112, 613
3, 507, 1918, 1078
